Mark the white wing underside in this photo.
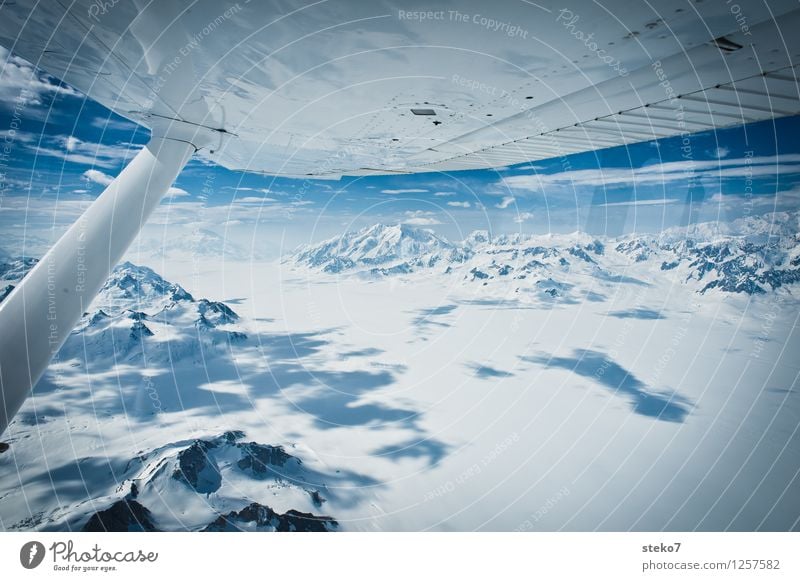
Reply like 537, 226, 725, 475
1, 0, 798, 178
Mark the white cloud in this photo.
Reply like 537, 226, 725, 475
82, 169, 114, 186
0, 46, 82, 109
513, 212, 535, 223
0, 197, 90, 232
166, 187, 189, 197
598, 198, 680, 208
34, 135, 140, 169
712, 147, 730, 159
234, 187, 272, 194
147, 199, 301, 227
434, 191, 456, 197
511, 163, 546, 171
706, 186, 800, 208
447, 201, 471, 208
496, 196, 515, 209
403, 210, 442, 226
501, 154, 800, 192
235, 196, 278, 203
0, 193, 319, 239
404, 217, 442, 226
90, 116, 140, 132
381, 188, 428, 195
0, 129, 37, 144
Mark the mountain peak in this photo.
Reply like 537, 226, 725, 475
98, 262, 194, 309
464, 230, 491, 247
294, 222, 466, 273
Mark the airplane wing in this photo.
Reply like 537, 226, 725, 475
1, 0, 797, 178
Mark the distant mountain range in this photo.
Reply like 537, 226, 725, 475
1, 212, 797, 530
291, 212, 800, 297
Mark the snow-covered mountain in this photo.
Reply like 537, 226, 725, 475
0, 255, 38, 303
660, 237, 800, 294
96, 261, 195, 309
661, 210, 800, 245
65, 262, 247, 366
0, 255, 38, 281
0, 259, 248, 367
293, 223, 471, 275
80, 431, 337, 532
292, 214, 800, 298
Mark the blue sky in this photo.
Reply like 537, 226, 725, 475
1, 45, 799, 257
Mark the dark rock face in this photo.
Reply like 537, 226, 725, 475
322, 257, 355, 273
615, 240, 652, 262
203, 502, 337, 532
0, 284, 13, 303
89, 309, 111, 325
759, 268, 800, 290
586, 240, 605, 255
309, 489, 325, 507
194, 314, 215, 332
278, 509, 337, 532
193, 300, 245, 345
171, 433, 296, 492
700, 276, 766, 295
681, 241, 800, 295
523, 246, 558, 259
368, 263, 413, 277
226, 331, 248, 343
222, 430, 246, 442
82, 500, 159, 532
0, 257, 38, 281
198, 299, 239, 324
470, 268, 489, 280
130, 320, 154, 340
568, 246, 596, 264
172, 441, 222, 494
237, 442, 294, 476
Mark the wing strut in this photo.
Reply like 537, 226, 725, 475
0, 137, 195, 436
